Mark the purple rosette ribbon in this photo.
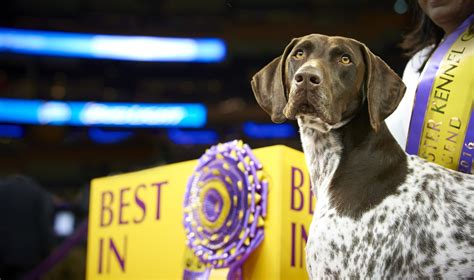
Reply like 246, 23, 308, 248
183, 140, 268, 280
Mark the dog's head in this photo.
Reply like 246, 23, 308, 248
251, 34, 406, 132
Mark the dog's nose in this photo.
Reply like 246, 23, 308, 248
294, 69, 322, 87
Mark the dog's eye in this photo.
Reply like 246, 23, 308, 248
294, 49, 304, 59
339, 55, 352, 64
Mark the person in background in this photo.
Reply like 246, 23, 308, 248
0, 175, 54, 279
386, 0, 474, 174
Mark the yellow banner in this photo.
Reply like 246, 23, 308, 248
86, 145, 315, 280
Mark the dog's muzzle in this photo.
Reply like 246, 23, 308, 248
294, 65, 323, 91
283, 67, 324, 120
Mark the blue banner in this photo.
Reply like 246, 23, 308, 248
0, 98, 207, 128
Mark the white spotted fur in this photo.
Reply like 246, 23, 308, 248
298, 116, 474, 279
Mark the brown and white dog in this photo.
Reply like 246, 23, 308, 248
251, 34, 473, 279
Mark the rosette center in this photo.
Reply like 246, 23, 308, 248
198, 179, 231, 232
203, 189, 223, 222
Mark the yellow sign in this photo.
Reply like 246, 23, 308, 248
86, 145, 315, 279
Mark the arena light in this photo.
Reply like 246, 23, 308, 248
88, 128, 134, 144
0, 98, 207, 128
0, 124, 24, 138
167, 128, 218, 145
243, 122, 296, 139
0, 28, 226, 62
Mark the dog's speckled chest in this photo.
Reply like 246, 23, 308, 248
298, 117, 474, 279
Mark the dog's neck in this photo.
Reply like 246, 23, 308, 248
297, 105, 407, 219
297, 116, 342, 199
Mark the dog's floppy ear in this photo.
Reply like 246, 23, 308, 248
251, 38, 299, 123
360, 44, 406, 131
